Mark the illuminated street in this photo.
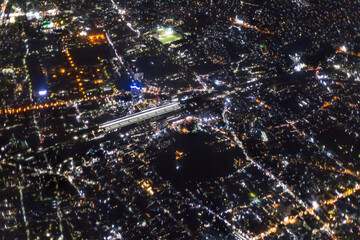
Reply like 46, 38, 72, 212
1, 0, 360, 239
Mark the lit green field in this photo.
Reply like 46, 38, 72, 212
151, 27, 182, 44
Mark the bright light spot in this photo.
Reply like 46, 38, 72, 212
130, 85, 141, 90
312, 201, 319, 210
39, 90, 47, 96
341, 46, 347, 52
79, 31, 87, 36
165, 28, 173, 36
215, 80, 222, 85
235, 18, 244, 25
294, 63, 306, 72
317, 74, 328, 80
334, 64, 340, 69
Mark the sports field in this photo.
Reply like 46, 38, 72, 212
151, 27, 182, 44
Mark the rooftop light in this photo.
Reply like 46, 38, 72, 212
235, 18, 244, 25
38, 90, 47, 96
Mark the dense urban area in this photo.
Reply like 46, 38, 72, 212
1, 0, 360, 239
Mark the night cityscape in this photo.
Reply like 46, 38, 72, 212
0, 0, 360, 239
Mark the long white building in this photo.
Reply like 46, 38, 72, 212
99, 102, 181, 131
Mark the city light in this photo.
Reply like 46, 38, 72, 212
312, 201, 319, 210
235, 18, 244, 25
165, 27, 173, 36
130, 85, 141, 90
38, 90, 47, 96
294, 63, 306, 72
1, 1, 359, 240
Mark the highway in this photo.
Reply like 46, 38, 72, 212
99, 102, 181, 131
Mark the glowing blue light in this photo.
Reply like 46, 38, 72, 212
130, 85, 141, 90
39, 90, 47, 96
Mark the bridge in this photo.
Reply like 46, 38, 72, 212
99, 102, 181, 131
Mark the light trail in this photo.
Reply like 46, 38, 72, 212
336, 47, 360, 57
126, 22, 140, 36
0, 0, 8, 25
66, 174, 83, 197
105, 32, 124, 65
19, 166, 30, 240
19, 186, 30, 240
239, 1, 260, 7
0, 92, 125, 115
109, 0, 140, 36
55, 182, 64, 240
233, 17, 274, 35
